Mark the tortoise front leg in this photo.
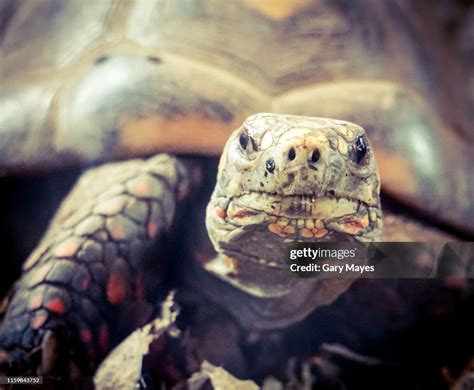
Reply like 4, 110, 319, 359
0, 154, 193, 381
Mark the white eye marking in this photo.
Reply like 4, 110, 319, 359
337, 138, 348, 156
260, 131, 273, 150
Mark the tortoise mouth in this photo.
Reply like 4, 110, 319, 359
206, 190, 379, 255
228, 191, 370, 218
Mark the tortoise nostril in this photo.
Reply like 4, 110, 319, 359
265, 158, 275, 173
95, 55, 109, 65
288, 147, 296, 161
310, 149, 320, 163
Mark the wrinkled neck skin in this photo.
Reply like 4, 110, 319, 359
201, 114, 382, 331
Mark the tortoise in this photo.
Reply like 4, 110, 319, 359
0, 0, 473, 387
1, 113, 471, 389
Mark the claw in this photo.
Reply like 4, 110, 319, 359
40, 330, 58, 376
38, 329, 86, 386
321, 343, 381, 366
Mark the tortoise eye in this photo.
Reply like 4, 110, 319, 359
239, 130, 258, 153
350, 135, 368, 165
239, 131, 249, 150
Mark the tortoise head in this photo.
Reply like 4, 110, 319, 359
204, 113, 382, 328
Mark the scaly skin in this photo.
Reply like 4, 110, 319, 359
0, 154, 191, 376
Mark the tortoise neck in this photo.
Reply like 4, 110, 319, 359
185, 260, 349, 332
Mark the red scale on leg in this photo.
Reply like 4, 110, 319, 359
106, 272, 127, 305
45, 298, 66, 315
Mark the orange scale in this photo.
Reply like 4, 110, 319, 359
147, 222, 159, 238
214, 207, 226, 219
106, 220, 127, 241
53, 238, 81, 258
31, 311, 48, 330
268, 223, 283, 234
282, 226, 295, 234
312, 228, 328, 238
128, 177, 151, 197
343, 222, 362, 234
300, 228, 314, 238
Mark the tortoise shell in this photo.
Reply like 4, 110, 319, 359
0, 0, 473, 232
